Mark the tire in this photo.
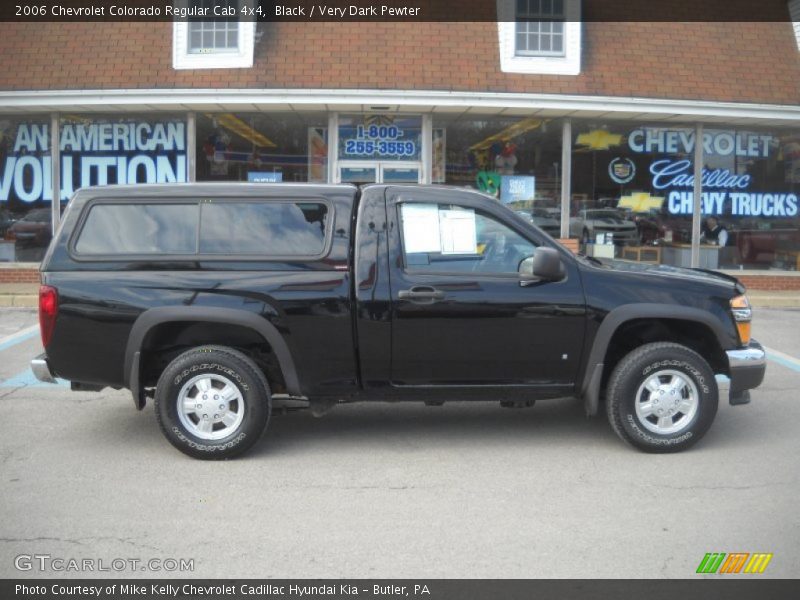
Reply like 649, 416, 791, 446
154, 346, 271, 460
605, 342, 718, 453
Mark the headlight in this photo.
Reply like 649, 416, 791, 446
730, 295, 752, 345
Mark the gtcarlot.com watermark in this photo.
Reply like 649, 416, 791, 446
14, 554, 194, 573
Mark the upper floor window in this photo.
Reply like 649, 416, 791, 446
497, 0, 581, 75
173, 0, 255, 69
515, 0, 565, 57
188, 18, 239, 54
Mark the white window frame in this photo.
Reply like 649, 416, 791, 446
497, 0, 581, 75
790, 0, 800, 51
172, 0, 255, 70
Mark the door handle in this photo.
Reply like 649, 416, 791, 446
398, 286, 446, 301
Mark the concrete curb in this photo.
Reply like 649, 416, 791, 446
0, 295, 38, 307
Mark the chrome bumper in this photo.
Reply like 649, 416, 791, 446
726, 340, 766, 369
725, 340, 766, 403
31, 354, 57, 384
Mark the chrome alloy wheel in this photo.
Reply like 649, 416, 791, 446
177, 374, 245, 440
634, 369, 699, 435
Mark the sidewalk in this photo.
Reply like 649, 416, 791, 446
747, 290, 800, 308
2, 283, 800, 309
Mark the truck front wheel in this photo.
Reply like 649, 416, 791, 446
154, 346, 271, 459
605, 342, 718, 453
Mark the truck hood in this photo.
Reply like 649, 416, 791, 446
590, 257, 745, 292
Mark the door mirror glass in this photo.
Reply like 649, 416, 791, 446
518, 255, 535, 277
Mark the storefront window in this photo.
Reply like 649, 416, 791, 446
196, 112, 328, 184
432, 115, 563, 235
0, 117, 50, 261
1, 114, 187, 262
335, 114, 423, 184
570, 121, 800, 270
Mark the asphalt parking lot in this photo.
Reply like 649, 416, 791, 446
0, 307, 798, 579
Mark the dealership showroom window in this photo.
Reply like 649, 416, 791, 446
1, 113, 798, 271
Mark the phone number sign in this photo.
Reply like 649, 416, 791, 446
339, 118, 421, 161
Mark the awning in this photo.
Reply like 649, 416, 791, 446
1, 88, 799, 128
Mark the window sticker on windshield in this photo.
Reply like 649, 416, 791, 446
439, 208, 477, 254
401, 203, 442, 253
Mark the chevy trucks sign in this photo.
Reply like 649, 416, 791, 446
0, 119, 187, 206
626, 127, 797, 218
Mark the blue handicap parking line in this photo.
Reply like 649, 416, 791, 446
0, 326, 39, 353
0, 368, 69, 388
766, 349, 800, 373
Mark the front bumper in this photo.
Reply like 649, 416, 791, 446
31, 354, 57, 384
726, 339, 766, 403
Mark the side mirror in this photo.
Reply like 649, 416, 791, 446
518, 247, 564, 284
533, 247, 565, 280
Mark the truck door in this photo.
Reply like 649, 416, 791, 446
386, 186, 586, 389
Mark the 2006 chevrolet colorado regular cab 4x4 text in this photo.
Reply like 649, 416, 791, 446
31, 183, 766, 459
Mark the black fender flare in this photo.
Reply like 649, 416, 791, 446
581, 303, 733, 416
124, 306, 302, 409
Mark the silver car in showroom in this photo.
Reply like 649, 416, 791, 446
569, 209, 639, 245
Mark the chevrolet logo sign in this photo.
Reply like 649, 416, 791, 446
575, 129, 624, 150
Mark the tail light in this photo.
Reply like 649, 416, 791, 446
4, 229, 15, 241
39, 285, 58, 348
730, 294, 752, 346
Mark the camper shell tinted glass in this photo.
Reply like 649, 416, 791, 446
71, 197, 331, 260
75, 203, 199, 255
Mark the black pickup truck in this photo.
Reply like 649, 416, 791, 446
31, 183, 766, 459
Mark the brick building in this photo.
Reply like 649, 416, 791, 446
1, 0, 799, 287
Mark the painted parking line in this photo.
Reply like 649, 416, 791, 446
0, 367, 68, 388
0, 325, 39, 353
765, 346, 800, 373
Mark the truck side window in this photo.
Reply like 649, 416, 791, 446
400, 203, 536, 274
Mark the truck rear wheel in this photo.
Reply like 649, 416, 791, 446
605, 342, 718, 453
154, 346, 271, 460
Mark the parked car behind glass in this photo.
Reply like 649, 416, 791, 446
515, 208, 560, 237
569, 209, 639, 246
0, 208, 17, 238
5, 208, 52, 261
